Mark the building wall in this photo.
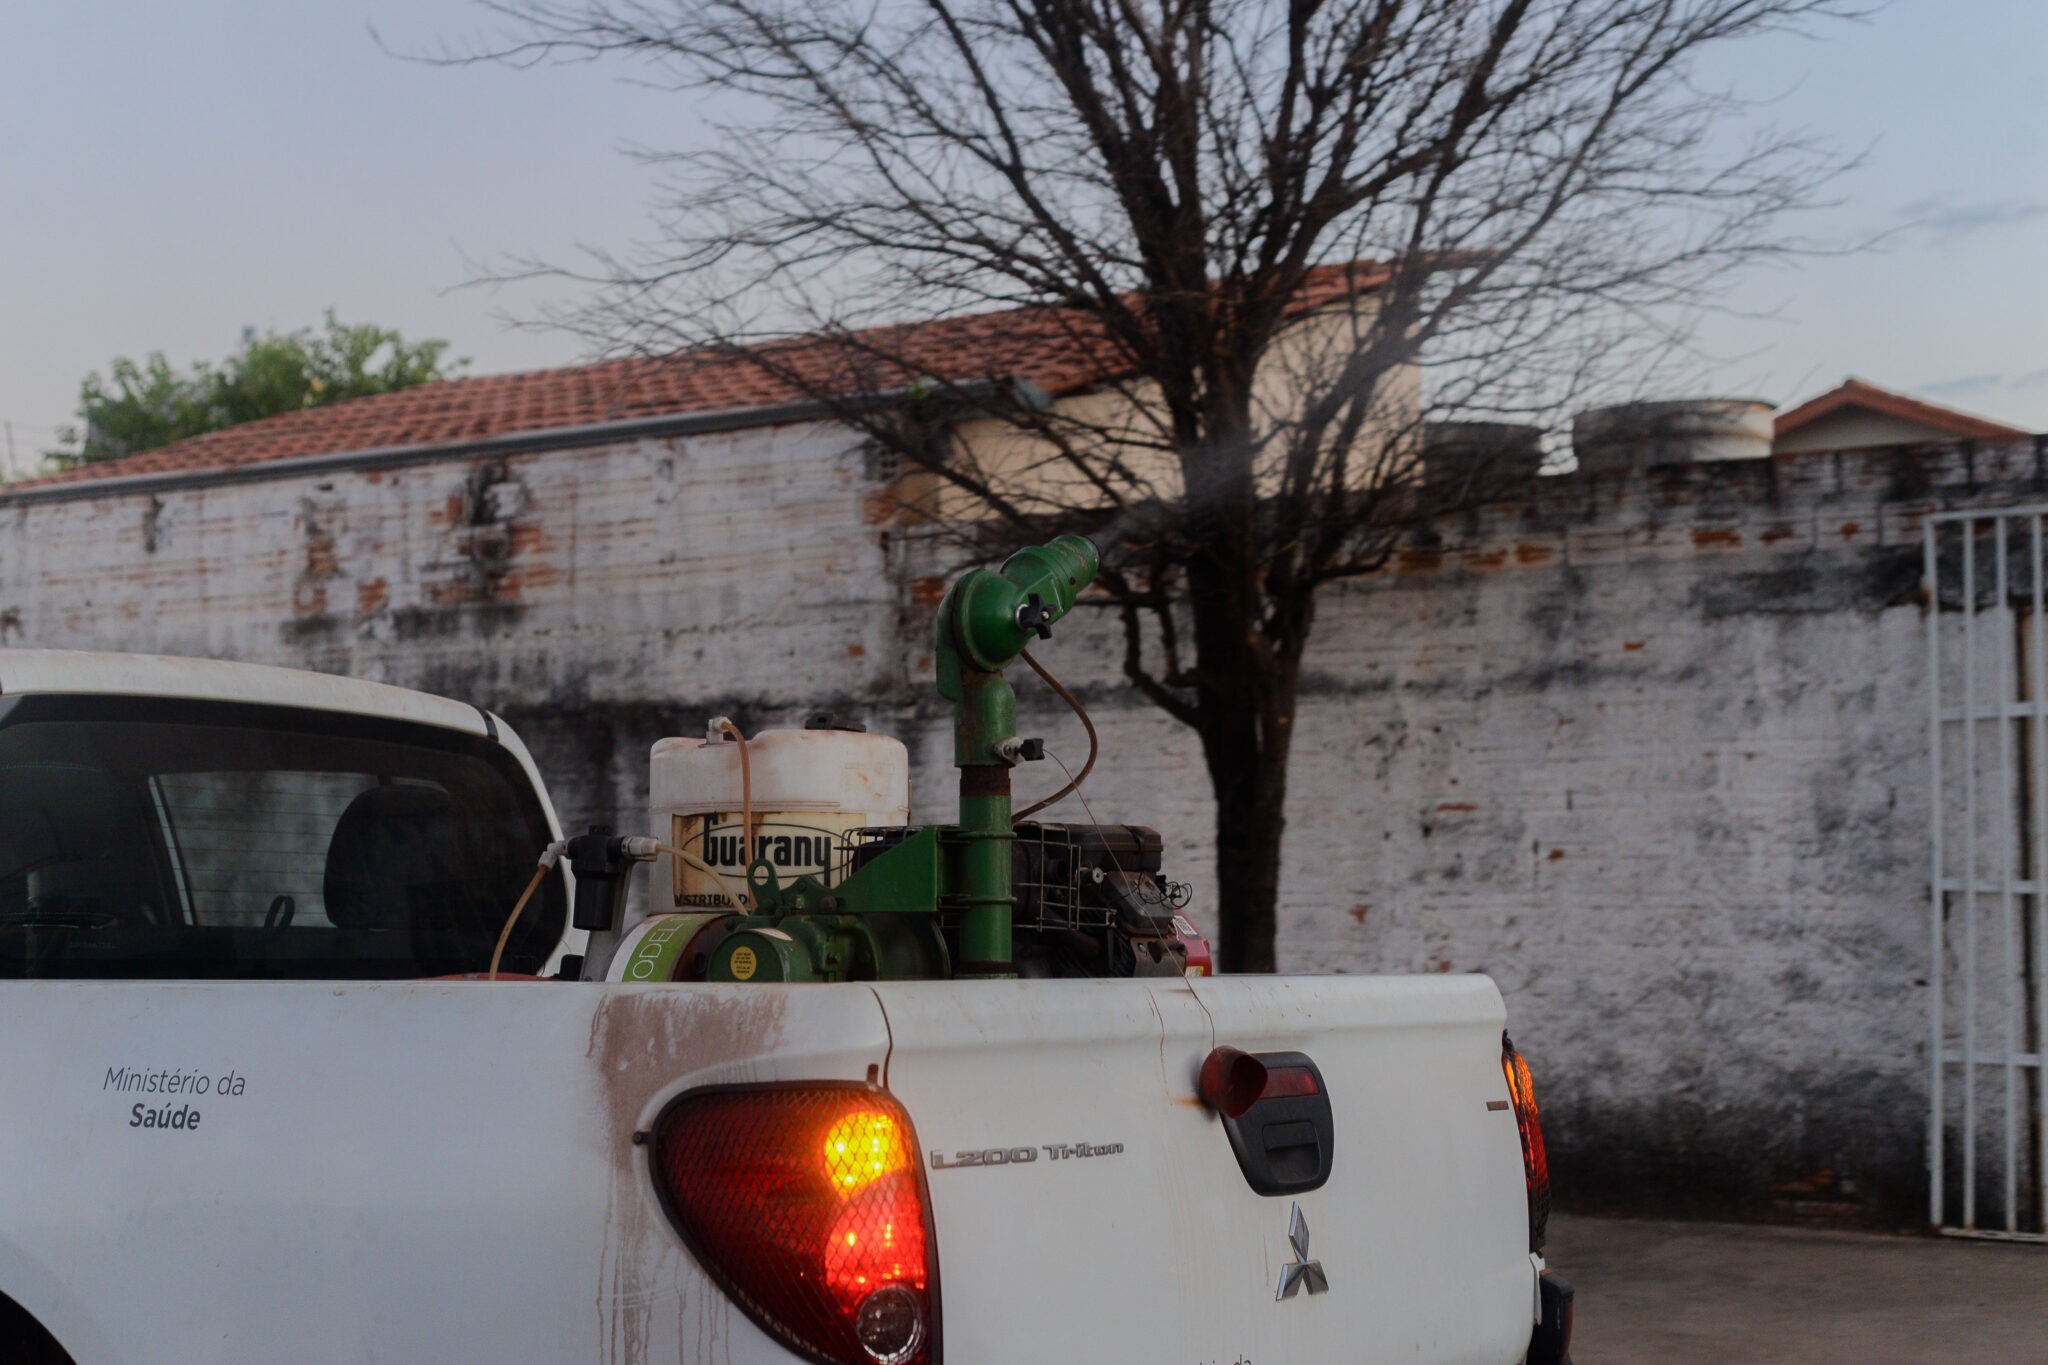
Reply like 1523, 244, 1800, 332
911, 436, 2047, 1224
937, 303, 1422, 520
6, 426, 2045, 1224
1774, 407, 1954, 454
0, 420, 932, 886
1262, 463, 1937, 1222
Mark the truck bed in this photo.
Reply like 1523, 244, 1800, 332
0, 973, 1535, 1364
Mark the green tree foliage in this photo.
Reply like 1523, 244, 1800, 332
50, 312, 464, 467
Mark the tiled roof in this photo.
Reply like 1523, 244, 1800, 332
20, 262, 1388, 490
1775, 377, 2030, 443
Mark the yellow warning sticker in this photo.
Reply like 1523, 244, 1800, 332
729, 945, 759, 980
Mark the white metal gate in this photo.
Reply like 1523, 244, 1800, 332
1927, 508, 2048, 1239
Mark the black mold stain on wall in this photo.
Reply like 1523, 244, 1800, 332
1547, 1071, 1925, 1229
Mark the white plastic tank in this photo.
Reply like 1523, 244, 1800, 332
648, 719, 910, 909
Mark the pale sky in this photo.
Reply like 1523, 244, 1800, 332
3, 1, 2044, 479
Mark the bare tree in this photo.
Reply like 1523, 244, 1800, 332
455, 0, 1850, 970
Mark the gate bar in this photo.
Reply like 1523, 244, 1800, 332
1963, 523, 1977, 1229
2033, 517, 2048, 1237
1927, 521, 1945, 1229
1999, 530, 2019, 1232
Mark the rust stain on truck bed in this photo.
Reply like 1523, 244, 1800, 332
587, 988, 791, 1365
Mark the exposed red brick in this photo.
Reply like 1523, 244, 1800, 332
304, 536, 339, 580
862, 489, 901, 525
502, 563, 562, 594
1436, 802, 1476, 812
1514, 543, 1555, 566
1691, 528, 1741, 548
508, 523, 552, 554
910, 576, 948, 606
1623, 641, 1645, 652
1398, 547, 1443, 575
356, 578, 389, 614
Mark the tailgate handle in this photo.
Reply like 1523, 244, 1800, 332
1260, 1119, 1322, 1185
1200, 1049, 1334, 1196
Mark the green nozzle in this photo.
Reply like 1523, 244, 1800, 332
936, 533, 1099, 699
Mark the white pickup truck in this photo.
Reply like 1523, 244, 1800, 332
0, 538, 1570, 1365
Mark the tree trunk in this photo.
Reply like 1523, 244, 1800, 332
1198, 657, 1301, 974
1178, 405, 1306, 974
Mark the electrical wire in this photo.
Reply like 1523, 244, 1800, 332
1043, 749, 1117, 867
1014, 650, 1097, 821
1043, 745, 1185, 914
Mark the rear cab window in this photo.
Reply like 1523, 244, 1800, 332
0, 694, 566, 979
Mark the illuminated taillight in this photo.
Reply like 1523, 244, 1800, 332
651, 1085, 939, 1365
1501, 1035, 1550, 1254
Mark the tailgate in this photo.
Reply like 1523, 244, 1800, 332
870, 974, 1536, 1364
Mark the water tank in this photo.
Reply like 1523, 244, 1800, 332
649, 722, 910, 909
1421, 422, 1545, 485
1571, 399, 1774, 473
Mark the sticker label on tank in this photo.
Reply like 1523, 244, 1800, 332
672, 814, 871, 906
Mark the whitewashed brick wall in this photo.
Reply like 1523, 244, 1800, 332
6, 426, 2042, 1222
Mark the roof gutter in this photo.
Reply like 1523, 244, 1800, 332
0, 377, 1041, 508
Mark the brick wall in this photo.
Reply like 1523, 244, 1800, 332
911, 438, 2042, 1224
7, 426, 2045, 1223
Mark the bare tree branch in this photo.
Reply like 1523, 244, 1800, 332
437, 0, 1859, 969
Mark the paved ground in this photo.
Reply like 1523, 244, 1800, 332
1547, 1213, 2048, 1362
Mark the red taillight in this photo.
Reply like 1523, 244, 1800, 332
652, 1085, 939, 1365
1197, 1046, 1322, 1118
1197, 1046, 1267, 1117
1260, 1064, 1320, 1100
1502, 1035, 1550, 1254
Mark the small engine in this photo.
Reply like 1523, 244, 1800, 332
850, 822, 1199, 978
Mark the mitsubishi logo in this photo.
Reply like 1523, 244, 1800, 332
1275, 1201, 1329, 1300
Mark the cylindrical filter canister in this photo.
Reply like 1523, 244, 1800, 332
648, 726, 911, 909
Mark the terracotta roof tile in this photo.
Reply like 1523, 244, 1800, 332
1775, 377, 2031, 443
24, 262, 1388, 490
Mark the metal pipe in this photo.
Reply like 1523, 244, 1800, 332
1999, 523, 2018, 1231
933, 534, 1100, 976
1928, 520, 1947, 1229
1964, 523, 1979, 1229
2032, 517, 2047, 1234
